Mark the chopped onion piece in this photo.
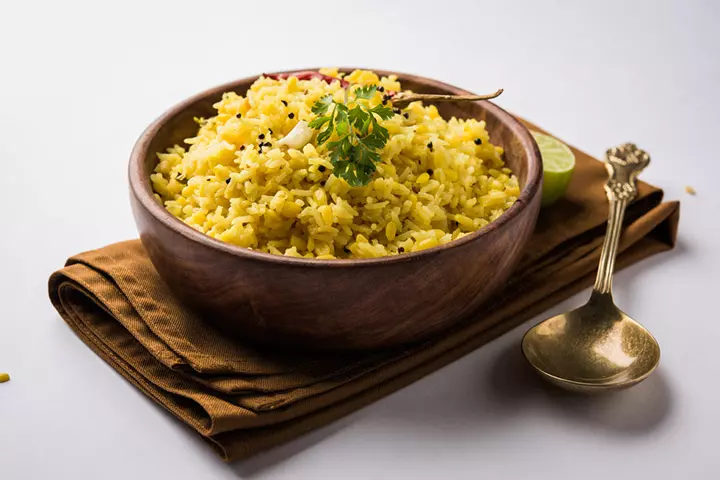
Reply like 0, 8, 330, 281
277, 120, 314, 150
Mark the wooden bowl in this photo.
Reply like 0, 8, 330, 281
129, 68, 542, 350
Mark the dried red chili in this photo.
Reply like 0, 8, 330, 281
264, 71, 349, 88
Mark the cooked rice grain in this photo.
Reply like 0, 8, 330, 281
151, 69, 519, 259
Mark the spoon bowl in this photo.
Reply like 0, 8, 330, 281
522, 293, 660, 393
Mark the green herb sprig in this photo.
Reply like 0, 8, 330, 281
308, 85, 394, 186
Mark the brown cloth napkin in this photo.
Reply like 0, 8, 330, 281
48, 122, 679, 461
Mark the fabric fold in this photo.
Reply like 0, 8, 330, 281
48, 122, 680, 461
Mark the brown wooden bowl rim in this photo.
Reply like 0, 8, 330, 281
129, 68, 542, 268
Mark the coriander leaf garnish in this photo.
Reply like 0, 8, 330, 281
311, 95, 334, 115
353, 85, 377, 100
310, 85, 393, 186
316, 125, 333, 146
308, 115, 331, 129
369, 103, 394, 120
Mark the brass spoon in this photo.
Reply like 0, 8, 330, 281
521, 143, 661, 393
390, 88, 504, 108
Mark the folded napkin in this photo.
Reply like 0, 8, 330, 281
48, 121, 679, 461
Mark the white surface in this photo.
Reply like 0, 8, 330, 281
1, 1, 719, 478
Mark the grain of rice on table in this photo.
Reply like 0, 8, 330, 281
151, 68, 520, 259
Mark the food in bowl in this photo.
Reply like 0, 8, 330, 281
150, 68, 519, 259
130, 68, 542, 348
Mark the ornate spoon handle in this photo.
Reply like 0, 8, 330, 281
593, 143, 650, 295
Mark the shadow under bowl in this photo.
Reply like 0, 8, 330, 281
129, 68, 543, 350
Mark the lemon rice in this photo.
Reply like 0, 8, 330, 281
151, 69, 519, 259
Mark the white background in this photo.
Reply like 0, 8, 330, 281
2, 0, 719, 478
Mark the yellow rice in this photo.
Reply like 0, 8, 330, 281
151, 69, 519, 259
